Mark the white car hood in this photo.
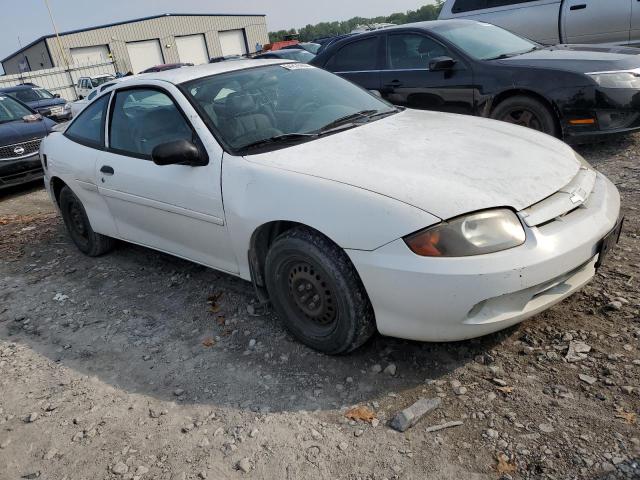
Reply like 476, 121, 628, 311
247, 109, 580, 220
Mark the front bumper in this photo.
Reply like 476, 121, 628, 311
347, 173, 620, 342
562, 86, 640, 142
0, 153, 44, 190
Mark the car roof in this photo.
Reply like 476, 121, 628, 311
0, 85, 35, 92
135, 59, 292, 84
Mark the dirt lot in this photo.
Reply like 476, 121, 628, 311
1, 136, 639, 480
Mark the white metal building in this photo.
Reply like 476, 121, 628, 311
2, 13, 269, 75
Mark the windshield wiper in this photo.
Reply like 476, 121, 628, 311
485, 46, 540, 61
316, 110, 380, 133
239, 133, 319, 152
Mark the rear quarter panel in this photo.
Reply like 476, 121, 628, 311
41, 132, 117, 237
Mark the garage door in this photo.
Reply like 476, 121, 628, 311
126, 39, 164, 74
219, 30, 248, 57
70, 45, 110, 65
176, 34, 209, 65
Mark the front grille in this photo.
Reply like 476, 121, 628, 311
0, 138, 42, 160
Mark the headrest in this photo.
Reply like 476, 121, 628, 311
225, 93, 257, 115
417, 38, 434, 54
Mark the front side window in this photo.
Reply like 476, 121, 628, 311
386, 34, 449, 70
326, 37, 379, 72
109, 89, 194, 158
433, 21, 536, 60
65, 94, 109, 147
183, 64, 397, 154
0, 95, 32, 124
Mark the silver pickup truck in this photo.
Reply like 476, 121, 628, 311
439, 0, 640, 46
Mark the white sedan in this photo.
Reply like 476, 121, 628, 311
40, 60, 622, 354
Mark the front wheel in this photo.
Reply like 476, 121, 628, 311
59, 186, 114, 256
265, 227, 376, 355
491, 95, 558, 137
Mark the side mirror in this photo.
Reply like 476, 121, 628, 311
152, 139, 208, 167
429, 56, 456, 72
54, 93, 60, 98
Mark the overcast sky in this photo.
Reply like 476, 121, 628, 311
0, 0, 435, 63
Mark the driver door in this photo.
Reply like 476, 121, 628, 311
96, 86, 238, 273
380, 32, 474, 115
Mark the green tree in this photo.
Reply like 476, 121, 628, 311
269, 1, 444, 43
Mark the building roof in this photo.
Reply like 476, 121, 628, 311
2, 13, 267, 64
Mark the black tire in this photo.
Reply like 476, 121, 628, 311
59, 186, 114, 257
491, 95, 558, 137
264, 227, 376, 355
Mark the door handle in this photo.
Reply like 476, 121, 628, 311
100, 165, 114, 175
570, 4, 586, 10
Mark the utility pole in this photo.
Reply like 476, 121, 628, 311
44, 0, 70, 68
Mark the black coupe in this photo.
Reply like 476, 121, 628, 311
311, 20, 640, 142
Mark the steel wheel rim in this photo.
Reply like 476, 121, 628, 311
283, 259, 338, 334
66, 197, 89, 246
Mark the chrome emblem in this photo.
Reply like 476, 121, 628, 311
570, 187, 587, 204
13, 146, 25, 156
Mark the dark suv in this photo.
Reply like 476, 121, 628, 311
0, 94, 55, 190
0, 84, 71, 122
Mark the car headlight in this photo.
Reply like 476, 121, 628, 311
404, 209, 526, 257
63, 103, 72, 111
587, 71, 640, 89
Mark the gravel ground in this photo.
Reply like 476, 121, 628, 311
0, 135, 639, 480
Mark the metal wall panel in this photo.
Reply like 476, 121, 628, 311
40, 15, 268, 73
0, 61, 116, 101
2, 40, 53, 75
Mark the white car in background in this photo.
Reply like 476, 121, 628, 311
40, 60, 622, 354
76, 74, 116, 99
70, 78, 126, 117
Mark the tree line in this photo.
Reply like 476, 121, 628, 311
268, 1, 445, 43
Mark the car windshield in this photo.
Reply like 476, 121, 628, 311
275, 50, 316, 62
92, 76, 115, 87
301, 43, 321, 55
11, 87, 55, 102
0, 95, 32, 124
433, 22, 537, 60
182, 64, 397, 153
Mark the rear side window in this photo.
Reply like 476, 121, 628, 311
65, 94, 109, 148
453, 0, 537, 13
109, 89, 194, 159
326, 37, 379, 72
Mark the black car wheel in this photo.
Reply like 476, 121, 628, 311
491, 96, 558, 137
59, 186, 114, 256
265, 227, 376, 355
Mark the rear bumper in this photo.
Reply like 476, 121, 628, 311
0, 154, 44, 190
347, 173, 620, 342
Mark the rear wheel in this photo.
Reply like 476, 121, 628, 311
491, 95, 558, 137
265, 227, 376, 355
59, 186, 114, 256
